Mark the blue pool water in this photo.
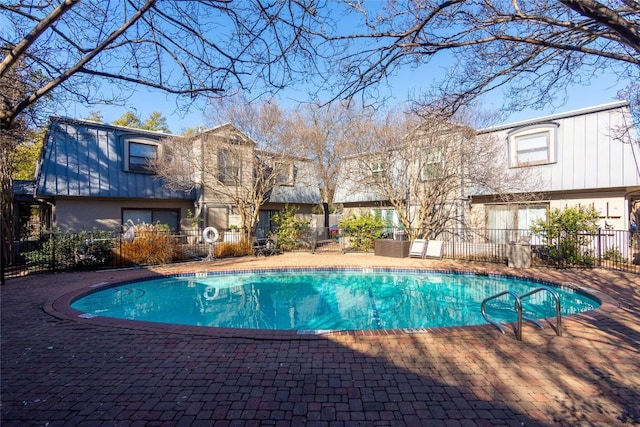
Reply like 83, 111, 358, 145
71, 269, 600, 331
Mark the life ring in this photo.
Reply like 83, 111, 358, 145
204, 286, 219, 300
202, 227, 219, 243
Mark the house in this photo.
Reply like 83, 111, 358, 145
333, 118, 473, 238
469, 101, 640, 238
28, 117, 321, 236
333, 101, 640, 241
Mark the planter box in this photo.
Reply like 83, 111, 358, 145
374, 239, 411, 258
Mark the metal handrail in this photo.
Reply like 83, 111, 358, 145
481, 290, 524, 340
520, 287, 563, 337
481, 287, 562, 340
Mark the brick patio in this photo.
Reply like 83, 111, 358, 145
2, 253, 639, 426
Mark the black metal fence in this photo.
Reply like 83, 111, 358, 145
3, 226, 639, 280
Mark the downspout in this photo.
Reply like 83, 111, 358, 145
196, 133, 206, 227
459, 134, 466, 240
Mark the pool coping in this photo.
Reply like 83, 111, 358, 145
45, 266, 621, 340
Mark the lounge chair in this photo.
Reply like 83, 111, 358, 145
424, 240, 444, 259
409, 239, 444, 259
409, 239, 428, 258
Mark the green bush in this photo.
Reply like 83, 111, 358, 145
338, 213, 385, 251
271, 204, 308, 251
531, 205, 599, 267
22, 228, 115, 270
602, 247, 627, 263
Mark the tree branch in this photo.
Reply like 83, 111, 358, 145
559, 0, 640, 55
0, 0, 81, 78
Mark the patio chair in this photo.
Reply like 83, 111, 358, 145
266, 235, 280, 255
409, 239, 428, 258
252, 237, 267, 256
424, 240, 444, 259
253, 236, 279, 256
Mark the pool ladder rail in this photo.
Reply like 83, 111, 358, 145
481, 287, 563, 341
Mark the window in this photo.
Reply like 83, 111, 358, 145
274, 163, 294, 186
372, 208, 400, 228
508, 123, 558, 167
421, 150, 443, 180
218, 149, 241, 184
122, 209, 179, 232
126, 140, 158, 173
486, 204, 548, 243
256, 210, 278, 238
370, 160, 386, 182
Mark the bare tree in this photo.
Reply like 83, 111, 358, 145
0, 0, 327, 130
0, 55, 36, 269
318, 1, 640, 115
205, 94, 289, 152
152, 122, 296, 240
0, 0, 326, 268
337, 109, 542, 239
278, 102, 368, 212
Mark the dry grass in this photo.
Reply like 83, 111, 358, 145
214, 241, 252, 258
114, 222, 177, 265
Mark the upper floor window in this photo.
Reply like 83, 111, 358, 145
369, 160, 386, 182
124, 138, 158, 173
508, 123, 558, 167
218, 148, 241, 184
421, 149, 443, 180
274, 163, 295, 186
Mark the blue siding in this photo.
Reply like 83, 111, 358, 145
36, 118, 194, 200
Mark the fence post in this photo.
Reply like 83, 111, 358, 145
596, 227, 602, 267
49, 232, 56, 271
1, 225, 5, 286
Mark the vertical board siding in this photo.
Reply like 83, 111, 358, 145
520, 104, 637, 193
36, 118, 194, 201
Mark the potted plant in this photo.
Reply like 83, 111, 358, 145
186, 209, 202, 244
224, 224, 241, 243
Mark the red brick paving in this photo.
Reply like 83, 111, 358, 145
2, 253, 639, 426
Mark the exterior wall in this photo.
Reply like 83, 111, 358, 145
205, 205, 231, 232
476, 101, 640, 195
192, 125, 322, 231
470, 102, 640, 231
469, 190, 631, 231
35, 119, 321, 235
549, 191, 629, 230
37, 118, 193, 200
53, 197, 193, 232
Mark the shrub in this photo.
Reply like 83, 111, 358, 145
271, 204, 308, 251
602, 247, 627, 263
338, 213, 385, 251
531, 205, 599, 267
215, 241, 252, 258
22, 228, 115, 270
116, 221, 177, 265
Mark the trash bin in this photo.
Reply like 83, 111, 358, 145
507, 236, 531, 269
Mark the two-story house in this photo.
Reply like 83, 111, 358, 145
30, 117, 321, 235
333, 118, 473, 240
333, 101, 640, 242
469, 101, 639, 237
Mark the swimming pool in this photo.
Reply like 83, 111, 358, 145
70, 268, 600, 332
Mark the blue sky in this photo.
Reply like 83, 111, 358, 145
68, 66, 627, 135
63, 2, 631, 135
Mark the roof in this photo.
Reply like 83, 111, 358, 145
35, 117, 194, 200
478, 101, 630, 134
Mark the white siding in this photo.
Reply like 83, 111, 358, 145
478, 102, 640, 194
